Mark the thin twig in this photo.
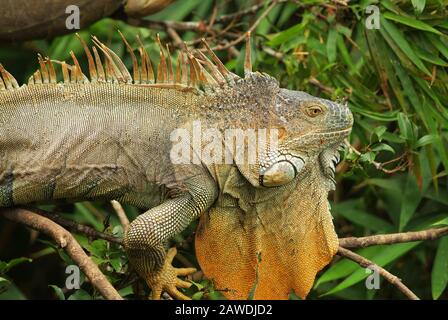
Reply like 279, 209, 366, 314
125, 18, 206, 32
0, 208, 123, 300
124, 0, 287, 33
339, 227, 448, 248
215, 0, 288, 23
8, 205, 447, 301
23, 206, 123, 245
345, 139, 408, 174
110, 200, 130, 233
337, 247, 419, 300
210, 1, 278, 51
309, 77, 335, 94
166, 27, 183, 47
262, 46, 284, 61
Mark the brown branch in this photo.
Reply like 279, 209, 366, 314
309, 77, 335, 94
345, 139, 408, 174
210, 1, 278, 52
10, 205, 447, 301
124, 0, 288, 32
110, 200, 130, 233
337, 227, 448, 299
339, 227, 448, 248
215, 0, 289, 23
27, 206, 448, 252
337, 247, 419, 300
262, 46, 284, 61
166, 27, 183, 47
125, 18, 206, 32
23, 207, 123, 245
0, 208, 123, 300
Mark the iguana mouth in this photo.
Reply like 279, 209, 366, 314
317, 127, 352, 136
299, 127, 352, 141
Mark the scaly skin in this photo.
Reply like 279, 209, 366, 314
0, 35, 353, 299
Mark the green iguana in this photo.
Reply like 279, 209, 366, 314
0, 33, 353, 300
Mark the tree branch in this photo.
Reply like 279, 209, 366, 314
110, 200, 130, 233
339, 227, 448, 248
0, 208, 123, 300
215, 0, 289, 23
125, 18, 206, 32
345, 139, 409, 174
209, 1, 278, 52
23, 206, 123, 245
9, 207, 447, 301
337, 247, 419, 300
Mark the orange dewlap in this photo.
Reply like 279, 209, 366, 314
195, 184, 339, 300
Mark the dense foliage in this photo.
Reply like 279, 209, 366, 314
0, 0, 447, 300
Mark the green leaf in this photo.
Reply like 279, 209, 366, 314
397, 112, 416, 143
326, 29, 338, 63
267, 18, 309, 46
0, 282, 27, 300
399, 173, 422, 231
371, 126, 387, 142
74, 203, 103, 231
332, 201, 394, 232
316, 246, 383, 287
322, 242, 420, 296
415, 46, 448, 67
0, 257, 32, 274
411, 0, 426, 14
337, 33, 357, 74
383, 12, 441, 35
434, 136, 448, 172
118, 286, 134, 297
109, 258, 123, 272
349, 105, 399, 122
433, 217, 448, 227
371, 143, 395, 154
88, 240, 108, 258
431, 237, 448, 299
360, 151, 376, 164
68, 289, 92, 300
367, 178, 402, 193
48, 285, 66, 300
208, 290, 226, 300
425, 187, 448, 206
381, 17, 431, 76
427, 33, 448, 61
190, 280, 205, 291
148, 0, 203, 22
192, 291, 204, 300
415, 135, 438, 148
0, 277, 10, 285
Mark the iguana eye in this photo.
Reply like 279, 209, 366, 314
306, 105, 324, 118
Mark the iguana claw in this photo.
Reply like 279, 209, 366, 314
147, 247, 196, 300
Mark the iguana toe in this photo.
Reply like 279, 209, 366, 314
147, 247, 196, 300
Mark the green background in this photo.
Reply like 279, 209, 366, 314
0, 0, 447, 300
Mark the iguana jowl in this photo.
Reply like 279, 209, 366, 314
0, 34, 353, 299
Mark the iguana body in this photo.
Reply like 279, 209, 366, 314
0, 34, 353, 299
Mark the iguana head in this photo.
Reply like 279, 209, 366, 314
259, 88, 353, 188
230, 74, 353, 190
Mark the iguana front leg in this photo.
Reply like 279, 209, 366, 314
124, 174, 217, 300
